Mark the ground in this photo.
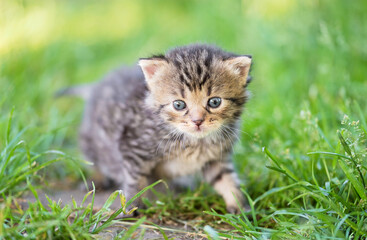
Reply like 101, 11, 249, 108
23, 188, 208, 239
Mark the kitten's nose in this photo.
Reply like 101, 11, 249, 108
192, 119, 204, 127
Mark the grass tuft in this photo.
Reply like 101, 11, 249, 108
205, 115, 367, 238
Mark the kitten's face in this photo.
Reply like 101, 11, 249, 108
163, 88, 229, 138
139, 46, 252, 139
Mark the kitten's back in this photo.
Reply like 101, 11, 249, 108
92, 66, 146, 102
56, 65, 146, 102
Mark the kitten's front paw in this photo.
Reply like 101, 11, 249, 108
226, 205, 241, 215
226, 203, 250, 215
115, 209, 140, 219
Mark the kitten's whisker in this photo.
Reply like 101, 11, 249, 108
221, 127, 237, 154
156, 129, 176, 155
169, 129, 183, 162
168, 130, 180, 162
225, 129, 236, 147
217, 128, 224, 161
223, 125, 241, 143
161, 129, 178, 160
178, 133, 185, 163
224, 126, 247, 155
226, 126, 252, 139
166, 130, 177, 161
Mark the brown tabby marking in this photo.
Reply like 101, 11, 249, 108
62, 44, 253, 214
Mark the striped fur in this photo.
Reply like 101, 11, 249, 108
76, 44, 252, 214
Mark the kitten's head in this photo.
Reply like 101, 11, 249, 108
139, 44, 252, 139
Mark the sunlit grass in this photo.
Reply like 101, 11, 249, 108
0, 110, 161, 238
1, 0, 367, 238
0, 1, 141, 55
207, 113, 367, 239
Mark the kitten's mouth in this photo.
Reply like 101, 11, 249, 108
187, 125, 213, 138
177, 123, 217, 139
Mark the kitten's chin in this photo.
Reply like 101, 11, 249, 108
182, 127, 218, 139
186, 131, 210, 139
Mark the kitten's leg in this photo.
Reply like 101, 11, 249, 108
121, 171, 149, 213
202, 161, 245, 214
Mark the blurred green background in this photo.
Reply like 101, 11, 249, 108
1, 0, 367, 192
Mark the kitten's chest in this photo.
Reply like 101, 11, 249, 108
155, 140, 227, 178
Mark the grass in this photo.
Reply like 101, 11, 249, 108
208, 115, 367, 239
1, 0, 367, 238
0, 111, 162, 239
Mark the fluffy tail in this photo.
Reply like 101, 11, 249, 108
54, 84, 94, 100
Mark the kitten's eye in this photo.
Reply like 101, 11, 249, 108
173, 100, 186, 110
208, 97, 222, 108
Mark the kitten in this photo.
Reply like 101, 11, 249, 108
62, 44, 252, 214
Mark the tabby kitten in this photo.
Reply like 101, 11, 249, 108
66, 44, 252, 214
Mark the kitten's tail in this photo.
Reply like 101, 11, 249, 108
54, 84, 94, 100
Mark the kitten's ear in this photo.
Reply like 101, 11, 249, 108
224, 55, 252, 84
138, 58, 168, 82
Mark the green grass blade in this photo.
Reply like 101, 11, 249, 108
338, 160, 367, 201
338, 132, 353, 158
254, 182, 312, 205
338, 132, 366, 188
263, 147, 298, 182
241, 189, 257, 227
354, 101, 367, 134
307, 151, 351, 160
118, 216, 146, 240
0, 140, 25, 177
6, 107, 15, 145
93, 180, 163, 234
204, 225, 220, 240
262, 147, 281, 168
126, 180, 163, 207
87, 182, 96, 225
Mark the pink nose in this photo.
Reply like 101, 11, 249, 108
192, 119, 204, 126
